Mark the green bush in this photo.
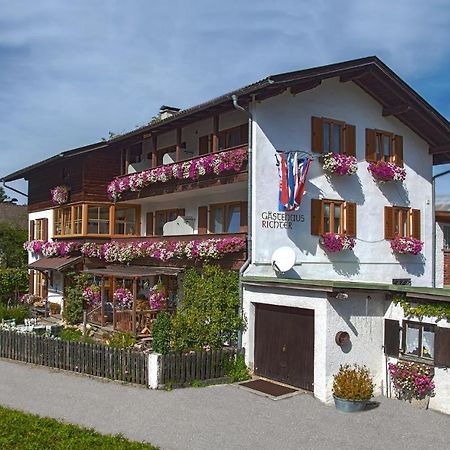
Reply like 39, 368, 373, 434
63, 272, 91, 325
0, 304, 30, 324
226, 353, 251, 382
57, 327, 94, 344
0, 268, 28, 303
0, 223, 27, 269
170, 264, 245, 352
105, 332, 136, 349
332, 364, 374, 400
151, 312, 172, 354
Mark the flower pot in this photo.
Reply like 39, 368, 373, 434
333, 396, 369, 412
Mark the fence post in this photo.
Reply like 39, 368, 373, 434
148, 352, 162, 389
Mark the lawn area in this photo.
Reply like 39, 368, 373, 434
0, 405, 157, 449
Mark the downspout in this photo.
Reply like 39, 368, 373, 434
232, 94, 253, 350
1, 180, 28, 198
432, 168, 450, 287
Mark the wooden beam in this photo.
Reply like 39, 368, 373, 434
212, 116, 219, 153
132, 278, 137, 335
382, 104, 412, 117
339, 69, 371, 83
290, 80, 321, 96
430, 143, 450, 154
152, 135, 158, 167
255, 87, 286, 102
176, 128, 182, 162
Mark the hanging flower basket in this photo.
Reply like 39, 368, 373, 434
388, 361, 435, 406
82, 285, 101, 305
367, 161, 406, 182
50, 185, 69, 204
113, 288, 133, 309
149, 284, 168, 310
390, 235, 423, 255
320, 233, 355, 253
322, 152, 358, 176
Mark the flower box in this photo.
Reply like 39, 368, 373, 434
367, 161, 406, 182
321, 152, 357, 176
320, 233, 355, 253
390, 235, 423, 255
50, 185, 69, 204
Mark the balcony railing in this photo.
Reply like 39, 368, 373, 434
107, 146, 248, 202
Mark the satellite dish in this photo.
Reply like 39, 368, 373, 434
271, 247, 296, 273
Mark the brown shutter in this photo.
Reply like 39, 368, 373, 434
29, 270, 35, 295
146, 212, 154, 236
435, 327, 450, 367
240, 123, 249, 145
384, 206, 395, 239
345, 124, 356, 157
177, 208, 185, 217
29, 220, 35, 240
411, 209, 421, 240
365, 128, 376, 162
384, 319, 400, 357
345, 202, 357, 237
311, 117, 323, 153
240, 202, 248, 232
199, 135, 209, 155
42, 219, 48, 241
311, 199, 323, 235
394, 135, 404, 168
198, 206, 208, 235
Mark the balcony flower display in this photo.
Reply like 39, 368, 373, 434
82, 285, 101, 305
320, 233, 356, 253
390, 235, 423, 255
106, 147, 248, 201
23, 240, 44, 254
367, 161, 406, 182
24, 240, 81, 257
113, 288, 133, 308
50, 185, 69, 205
322, 152, 358, 176
388, 361, 435, 401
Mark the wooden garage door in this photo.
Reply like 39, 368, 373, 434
254, 304, 314, 391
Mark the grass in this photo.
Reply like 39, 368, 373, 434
0, 405, 158, 450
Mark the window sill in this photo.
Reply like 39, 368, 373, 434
399, 353, 434, 367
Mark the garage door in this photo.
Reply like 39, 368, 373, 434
254, 304, 314, 391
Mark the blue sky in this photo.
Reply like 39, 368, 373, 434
1, 0, 450, 203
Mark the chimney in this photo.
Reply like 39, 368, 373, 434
159, 105, 180, 120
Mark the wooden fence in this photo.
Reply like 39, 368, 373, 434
0, 330, 148, 386
160, 347, 242, 386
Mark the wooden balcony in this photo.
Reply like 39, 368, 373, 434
116, 146, 248, 202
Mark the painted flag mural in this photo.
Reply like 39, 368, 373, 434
275, 152, 312, 212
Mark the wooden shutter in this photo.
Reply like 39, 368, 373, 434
384, 319, 400, 357
240, 202, 248, 232
198, 206, 208, 234
311, 199, 323, 235
240, 123, 249, 145
435, 327, 450, 367
394, 135, 404, 168
29, 270, 35, 295
199, 135, 209, 155
411, 209, 421, 240
146, 212, 154, 236
42, 219, 48, 241
365, 128, 376, 162
29, 220, 35, 240
311, 117, 323, 153
384, 206, 395, 239
345, 124, 356, 157
345, 202, 357, 237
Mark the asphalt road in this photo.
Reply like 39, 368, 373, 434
0, 359, 449, 450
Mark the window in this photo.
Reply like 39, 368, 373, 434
443, 225, 450, 250
311, 117, 356, 155
384, 206, 420, 239
209, 203, 243, 233
87, 205, 111, 235
218, 124, 248, 151
311, 199, 356, 236
114, 206, 139, 235
121, 143, 143, 174
402, 321, 435, 360
54, 205, 83, 236
366, 129, 403, 166
34, 219, 47, 240
154, 209, 185, 236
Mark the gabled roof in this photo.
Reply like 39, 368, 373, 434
3, 56, 450, 182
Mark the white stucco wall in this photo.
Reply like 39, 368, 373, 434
436, 223, 444, 288
249, 77, 433, 286
384, 302, 450, 415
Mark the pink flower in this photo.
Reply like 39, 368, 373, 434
368, 161, 406, 182
320, 233, 355, 252
390, 235, 423, 255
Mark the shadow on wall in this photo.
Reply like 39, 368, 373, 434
394, 253, 426, 276
327, 250, 361, 277
376, 180, 410, 206
326, 173, 365, 205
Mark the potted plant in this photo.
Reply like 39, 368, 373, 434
367, 161, 406, 182
390, 235, 423, 255
388, 361, 435, 409
332, 364, 374, 412
320, 233, 356, 253
322, 152, 358, 176
50, 185, 69, 204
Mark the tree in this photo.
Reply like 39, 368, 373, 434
0, 186, 17, 204
0, 222, 27, 268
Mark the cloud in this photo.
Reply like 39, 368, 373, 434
0, 0, 449, 199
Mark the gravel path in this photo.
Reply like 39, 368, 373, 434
0, 359, 449, 450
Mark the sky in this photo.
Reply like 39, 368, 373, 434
1, 0, 450, 203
